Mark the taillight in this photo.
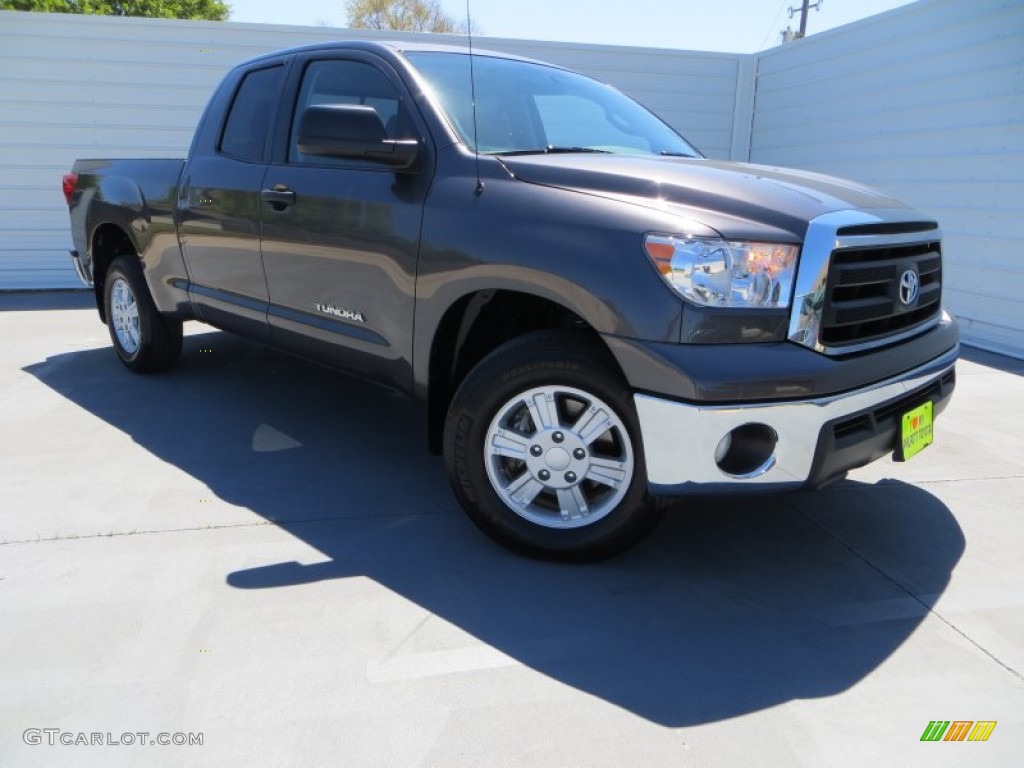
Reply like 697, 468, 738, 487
62, 173, 78, 205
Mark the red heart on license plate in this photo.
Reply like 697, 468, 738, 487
912, 417, 919, 429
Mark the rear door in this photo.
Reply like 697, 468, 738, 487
260, 52, 431, 392
178, 61, 286, 340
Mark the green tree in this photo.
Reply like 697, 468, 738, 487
0, 0, 229, 21
344, 0, 465, 33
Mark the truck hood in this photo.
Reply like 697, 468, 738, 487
499, 154, 912, 240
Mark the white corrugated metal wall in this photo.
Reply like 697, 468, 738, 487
749, 0, 1024, 358
0, 10, 742, 290
1, 2, 1022, 357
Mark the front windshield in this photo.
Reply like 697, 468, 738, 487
405, 52, 700, 158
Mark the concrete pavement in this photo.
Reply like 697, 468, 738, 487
1, 291, 1021, 767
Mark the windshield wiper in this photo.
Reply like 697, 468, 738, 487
496, 146, 612, 156
660, 150, 697, 158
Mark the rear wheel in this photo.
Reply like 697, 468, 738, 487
444, 331, 662, 560
104, 256, 182, 373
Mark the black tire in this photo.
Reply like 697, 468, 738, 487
103, 256, 182, 373
444, 330, 663, 561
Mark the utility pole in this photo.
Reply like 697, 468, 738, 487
788, 0, 824, 40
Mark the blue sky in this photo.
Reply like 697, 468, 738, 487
227, 0, 920, 53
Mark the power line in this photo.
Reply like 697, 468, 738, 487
761, 0, 790, 49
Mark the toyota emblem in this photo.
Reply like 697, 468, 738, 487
899, 269, 919, 305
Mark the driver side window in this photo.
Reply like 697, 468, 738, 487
289, 60, 413, 165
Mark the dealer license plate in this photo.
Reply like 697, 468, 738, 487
897, 401, 933, 461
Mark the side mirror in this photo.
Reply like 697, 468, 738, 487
297, 104, 420, 171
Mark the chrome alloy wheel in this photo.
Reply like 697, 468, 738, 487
484, 385, 635, 529
110, 277, 141, 355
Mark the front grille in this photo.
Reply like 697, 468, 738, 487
819, 240, 942, 348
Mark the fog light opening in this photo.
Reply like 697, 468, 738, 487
715, 423, 778, 478
714, 431, 732, 464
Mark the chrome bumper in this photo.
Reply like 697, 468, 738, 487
635, 343, 958, 489
69, 249, 92, 287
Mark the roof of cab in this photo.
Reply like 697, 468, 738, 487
236, 39, 547, 69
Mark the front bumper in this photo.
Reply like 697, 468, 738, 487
635, 343, 957, 493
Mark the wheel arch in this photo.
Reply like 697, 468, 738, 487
90, 223, 139, 323
424, 288, 625, 454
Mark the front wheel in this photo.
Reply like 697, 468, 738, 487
444, 331, 662, 561
104, 256, 182, 373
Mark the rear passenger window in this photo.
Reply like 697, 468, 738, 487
220, 66, 283, 162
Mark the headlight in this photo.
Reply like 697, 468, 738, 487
644, 234, 799, 309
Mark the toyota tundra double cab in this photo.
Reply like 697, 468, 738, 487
63, 41, 958, 560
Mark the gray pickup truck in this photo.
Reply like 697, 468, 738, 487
63, 41, 958, 560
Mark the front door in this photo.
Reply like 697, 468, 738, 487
260, 55, 430, 392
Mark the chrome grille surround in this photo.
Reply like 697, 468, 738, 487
788, 209, 943, 356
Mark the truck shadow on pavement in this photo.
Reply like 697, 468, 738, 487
26, 329, 964, 728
